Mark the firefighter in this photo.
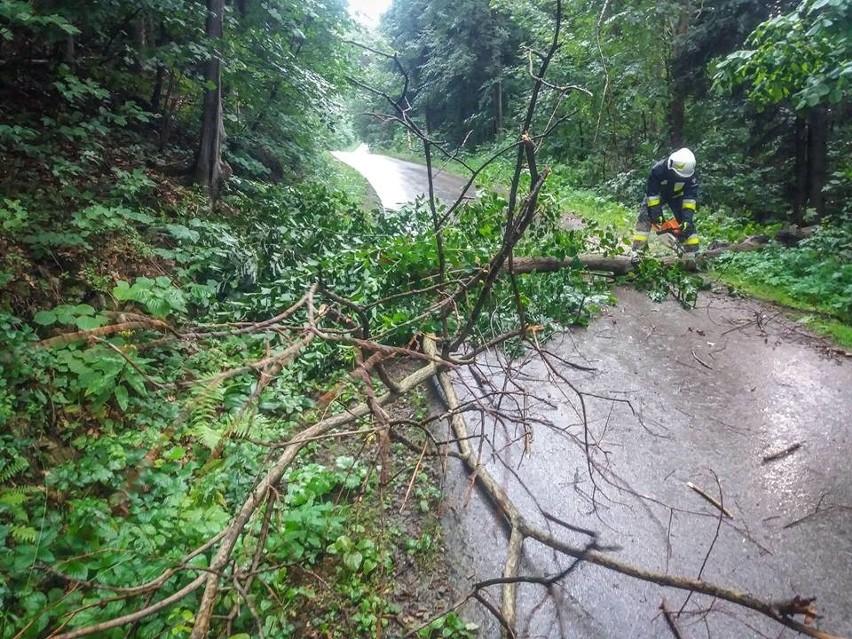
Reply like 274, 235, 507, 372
631, 148, 699, 266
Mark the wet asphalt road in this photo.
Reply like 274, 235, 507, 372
334, 150, 852, 638
443, 291, 852, 638
332, 145, 476, 209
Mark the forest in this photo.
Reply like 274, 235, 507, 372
0, 0, 850, 638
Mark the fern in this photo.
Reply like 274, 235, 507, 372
193, 422, 225, 451
233, 411, 269, 440
10, 524, 38, 544
0, 454, 29, 484
0, 487, 30, 507
186, 379, 227, 451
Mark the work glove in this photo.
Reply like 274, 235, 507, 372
648, 205, 662, 225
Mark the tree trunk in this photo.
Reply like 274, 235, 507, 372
792, 114, 808, 225
806, 106, 828, 219
63, 33, 75, 68
149, 21, 169, 113
668, 0, 691, 148
495, 80, 503, 135
159, 70, 178, 151
150, 64, 165, 113
194, 0, 226, 199
129, 17, 146, 70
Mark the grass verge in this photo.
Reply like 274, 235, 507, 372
708, 268, 852, 350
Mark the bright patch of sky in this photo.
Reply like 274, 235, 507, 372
348, 0, 391, 28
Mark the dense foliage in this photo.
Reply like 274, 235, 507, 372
1, 3, 612, 635
0, 0, 354, 187
355, 0, 850, 225
0, 175, 608, 638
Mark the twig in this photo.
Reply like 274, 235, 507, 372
721, 319, 754, 336
782, 492, 843, 530
763, 442, 802, 463
691, 349, 713, 370
91, 336, 171, 390
49, 575, 208, 639
399, 434, 428, 513
686, 481, 733, 519
660, 598, 685, 639
679, 471, 725, 614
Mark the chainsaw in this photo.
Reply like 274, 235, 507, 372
652, 218, 684, 255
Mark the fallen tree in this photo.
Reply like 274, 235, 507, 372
35, 5, 849, 639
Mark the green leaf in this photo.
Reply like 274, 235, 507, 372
58, 22, 80, 35
164, 446, 185, 461
122, 371, 147, 397
33, 310, 57, 326
113, 281, 132, 300
114, 385, 129, 411
343, 550, 363, 572
61, 560, 89, 580
75, 316, 103, 331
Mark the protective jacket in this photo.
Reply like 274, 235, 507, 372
632, 157, 700, 256
645, 158, 698, 223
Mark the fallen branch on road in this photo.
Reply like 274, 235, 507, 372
425, 335, 846, 639
687, 481, 734, 519
763, 442, 803, 463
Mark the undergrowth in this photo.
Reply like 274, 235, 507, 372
709, 221, 852, 347
0, 130, 613, 637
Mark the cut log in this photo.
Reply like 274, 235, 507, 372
509, 237, 768, 277
775, 226, 816, 247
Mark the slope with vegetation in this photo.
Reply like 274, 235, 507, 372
0, 2, 616, 637
0, 0, 475, 637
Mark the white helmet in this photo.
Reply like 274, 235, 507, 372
668, 148, 696, 178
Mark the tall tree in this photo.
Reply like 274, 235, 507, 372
714, 0, 851, 220
194, 0, 226, 197
380, 0, 526, 146
224, 0, 353, 179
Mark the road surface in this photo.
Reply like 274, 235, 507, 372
332, 145, 475, 209
443, 290, 852, 638
334, 149, 852, 638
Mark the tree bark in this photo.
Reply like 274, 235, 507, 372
423, 236, 777, 282
194, 0, 226, 199
63, 33, 75, 68
149, 21, 169, 113
159, 70, 178, 151
668, 0, 692, 149
150, 64, 165, 113
792, 114, 808, 225
495, 80, 503, 135
806, 106, 828, 219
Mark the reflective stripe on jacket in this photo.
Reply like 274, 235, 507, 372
646, 158, 699, 206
